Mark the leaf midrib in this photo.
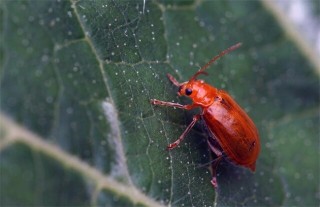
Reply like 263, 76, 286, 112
0, 113, 165, 207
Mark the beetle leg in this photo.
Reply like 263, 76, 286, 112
210, 156, 223, 188
167, 114, 200, 150
207, 137, 223, 157
207, 137, 224, 188
150, 99, 195, 110
167, 73, 180, 86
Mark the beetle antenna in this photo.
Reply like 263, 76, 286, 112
190, 42, 242, 80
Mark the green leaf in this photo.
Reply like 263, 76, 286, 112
1, 0, 319, 206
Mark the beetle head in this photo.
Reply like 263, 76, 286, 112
177, 79, 202, 97
177, 78, 218, 107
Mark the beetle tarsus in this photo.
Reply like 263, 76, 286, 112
211, 177, 218, 188
167, 142, 179, 150
150, 99, 158, 105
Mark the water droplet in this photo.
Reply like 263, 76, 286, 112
41, 55, 49, 62
66, 107, 73, 114
46, 96, 53, 103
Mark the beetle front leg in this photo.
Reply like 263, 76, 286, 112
150, 99, 195, 110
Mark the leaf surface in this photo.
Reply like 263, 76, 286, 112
1, 0, 319, 206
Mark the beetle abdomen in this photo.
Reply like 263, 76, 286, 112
203, 91, 260, 171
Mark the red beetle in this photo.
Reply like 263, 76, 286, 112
151, 43, 260, 188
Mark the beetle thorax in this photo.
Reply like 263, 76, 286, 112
179, 79, 218, 107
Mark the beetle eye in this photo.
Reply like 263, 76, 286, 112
185, 88, 192, 96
